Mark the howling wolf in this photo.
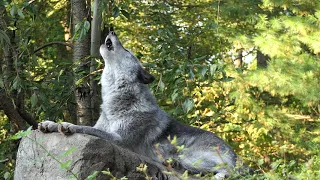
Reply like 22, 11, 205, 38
39, 31, 246, 179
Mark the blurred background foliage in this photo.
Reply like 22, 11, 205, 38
0, 0, 320, 179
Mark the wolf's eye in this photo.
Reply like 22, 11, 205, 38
106, 38, 113, 50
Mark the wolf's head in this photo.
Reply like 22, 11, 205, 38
100, 31, 155, 84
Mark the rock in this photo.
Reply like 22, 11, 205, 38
14, 130, 178, 180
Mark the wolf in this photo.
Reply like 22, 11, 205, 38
39, 31, 246, 179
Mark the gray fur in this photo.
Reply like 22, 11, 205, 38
39, 31, 246, 179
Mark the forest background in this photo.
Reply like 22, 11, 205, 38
0, 0, 320, 179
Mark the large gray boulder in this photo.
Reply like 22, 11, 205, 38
14, 130, 179, 180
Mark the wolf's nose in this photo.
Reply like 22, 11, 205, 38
109, 31, 116, 35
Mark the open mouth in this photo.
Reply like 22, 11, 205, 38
105, 38, 113, 51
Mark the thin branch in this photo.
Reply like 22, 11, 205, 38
0, 158, 9, 163
162, 0, 210, 8
33, 41, 73, 54
22, 0, 36, 10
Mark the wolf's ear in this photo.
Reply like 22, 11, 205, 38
138, 68, 155, 84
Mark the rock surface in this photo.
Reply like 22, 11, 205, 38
14, 130, 178, 180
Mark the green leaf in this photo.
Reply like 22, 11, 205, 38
257, 159, 264, 166
201, 66, 208, 78
158, 79, 165, 92
17, 9, 24, 18
10, 126, 32, 140
176, 145, 185, 152
12, 76, 20, 90
10, 4, 17, 17
7, 26, 18, 31
72, 20, 90, 42
4, 172, 10, 180
270, 160, 281, 170
171, 89, 178, 103
182, 99, 194, 113
112, 6, 120, 18
189, 69, 194, 80
30, 93, 38, 108
83, 21, 90, 31
86, 171, 99, 180
58, 147, 76, 159
101, 169, 112, 176
60, 160, 72, 169
121, 10, 130, 19
0, 1, 9, 6
193, 56, 206, 61
210, 64, 217, 75
181, 170, 189, 179
223, 123, 242, 132
170, 136, 177, 145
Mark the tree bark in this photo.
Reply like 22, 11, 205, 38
234, 49, 243, 68
71, 0, 92, 125
90, 0, 102, 123
257, 50, 269, 68
0, 90, 27, 131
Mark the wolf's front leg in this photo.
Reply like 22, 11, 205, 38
38, 120, 121, 141
38, 121, 77, 136
38, 121, 76, 135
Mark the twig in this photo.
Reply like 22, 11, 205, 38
163, 0, 210, 8
33, 41, 73, 54
0, 158, 9, 163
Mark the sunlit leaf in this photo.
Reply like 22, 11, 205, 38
7, 26, 18, 31
11, 126, 32, 140
87, 171, 99, 180
58, 147, 76, 159
60, 160, 72, 169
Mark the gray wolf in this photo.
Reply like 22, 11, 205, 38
39, 31, 247, 179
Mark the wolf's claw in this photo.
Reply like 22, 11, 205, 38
38, 121, 58, 133
58, 122, 76, 135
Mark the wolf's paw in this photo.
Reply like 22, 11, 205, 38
58, 122, 76, 135
38, 121, 58, 133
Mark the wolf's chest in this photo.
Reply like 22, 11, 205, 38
108, 121, 121, 132
105, 119, 127, 135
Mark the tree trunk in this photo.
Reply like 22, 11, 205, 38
90, 0, 102, 123
234, 49, 243, 68
1, 5, 33, 131
257, 50, 269, 68
0, 90, 27, 131
71, 0, 92, 125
